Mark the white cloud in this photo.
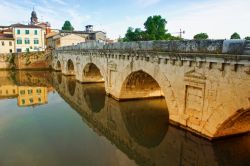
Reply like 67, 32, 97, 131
136, 0, 161, 8
52, 0, 67, 5
167, 0, 250, 39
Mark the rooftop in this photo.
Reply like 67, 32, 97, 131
11, 23, 42, 29
0, 34, 14, 40
60, 30, 106, 34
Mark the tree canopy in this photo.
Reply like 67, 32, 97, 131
62, 21, 74, 31
193, 33, 209, 40
230, 32, 241, 39
123, 15, 173, 42
245, 36, 250, 40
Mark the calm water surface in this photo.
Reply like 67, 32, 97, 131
0, 71, 249, 166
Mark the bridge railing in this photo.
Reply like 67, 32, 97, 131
56, 40, 250, 55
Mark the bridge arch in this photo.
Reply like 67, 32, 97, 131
204, 108, 250, 138
66, 59, 75, 76
117, 63, 179, 117
82, 63, 104, 83
120, 70, 164, 99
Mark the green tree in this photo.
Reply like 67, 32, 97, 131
62, 21, 74, 31
230, 32, 241, 39
124, 27, 143, 41
143, 15, 171, 40
123, 15, 172, 41
245, 36, 250, 40
193, 33, 209, 40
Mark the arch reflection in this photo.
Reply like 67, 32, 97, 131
120, 99, 169, 148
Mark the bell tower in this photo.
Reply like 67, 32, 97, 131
30, 8, 38, 25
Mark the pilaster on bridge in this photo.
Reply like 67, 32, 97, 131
52, 40, 250, 139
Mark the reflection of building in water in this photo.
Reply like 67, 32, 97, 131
0, 85, 48, 107
17, 86, 47, 106
0, 85, 18, 99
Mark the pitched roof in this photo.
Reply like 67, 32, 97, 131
0, 34, 14, 40
60, 30, 106, 34
11, 23, 42, 29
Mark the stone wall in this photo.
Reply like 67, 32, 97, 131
0, 51, 52, 70
57, 39, 249, 55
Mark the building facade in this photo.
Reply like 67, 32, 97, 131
0, 34, 14, 53
12, 24, 46, 52
46, 25, 106, 49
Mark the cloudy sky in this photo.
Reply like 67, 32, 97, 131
0, 0, 249, 39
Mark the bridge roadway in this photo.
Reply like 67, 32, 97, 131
52, 40, 250, 139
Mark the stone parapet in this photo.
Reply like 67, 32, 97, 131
57, 40, 250, 55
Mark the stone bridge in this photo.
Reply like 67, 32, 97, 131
52, 40, 250, 139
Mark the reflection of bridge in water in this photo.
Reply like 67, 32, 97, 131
52, 72, 250, 166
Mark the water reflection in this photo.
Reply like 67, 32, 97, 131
0, 70, 249, 166
0, 71, 53, 107
120, 99, 169, 148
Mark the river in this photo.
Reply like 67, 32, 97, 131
0, 71, 249, 166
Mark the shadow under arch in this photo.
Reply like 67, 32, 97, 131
56, 60, 61, 71
82, 63, 104, 83
120, 70, 164, 100
67, 59, 75, 76
66, 76, 76, 96
56, 72, 62, 84
214, 108, 250, 138
82, 84, 106, 113
120, 98, 169, 148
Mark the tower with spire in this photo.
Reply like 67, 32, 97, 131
30, 8, 38, 25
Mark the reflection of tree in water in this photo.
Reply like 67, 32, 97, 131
120, 98, 169, 148
67, 76, 76, 96
83, 84, 106, 113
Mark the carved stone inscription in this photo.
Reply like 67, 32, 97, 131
185, 86, 203, 114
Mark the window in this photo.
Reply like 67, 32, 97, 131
6, 90, 8, 95
28, 89, 33, 94
34, 30, 38, 35
17, 29, 20, 34
38, 97, 41, 102
9, 49, 12, 53
22, 99, 25, 105
36, 89, 42, 93
17, 38, 22, 44
34, 39, 39, 44
9, 41, 12, 46
25, 30, 29, 35
25, 38, 30, 44
26, 48, 29, 52
29, 98, 33, 103
13, 89, 15, 94
1, 41, 4, 46
20, 90, 25, 95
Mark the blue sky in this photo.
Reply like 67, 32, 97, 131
0, 0, 249, 39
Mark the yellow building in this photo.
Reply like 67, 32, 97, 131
0, 85, 48, 107
12, 24, 46, 53
17, 86, 48, 107
0, 34, 14, 53
0, 85, 18, 99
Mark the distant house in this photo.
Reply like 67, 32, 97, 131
11, 23, 46, 52
47, 33, 86, 49
0, 9, 49, 53
0, 34, 14, 53
46, 25, 106, 49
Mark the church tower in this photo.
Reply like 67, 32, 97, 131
30, 8, 38, 25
